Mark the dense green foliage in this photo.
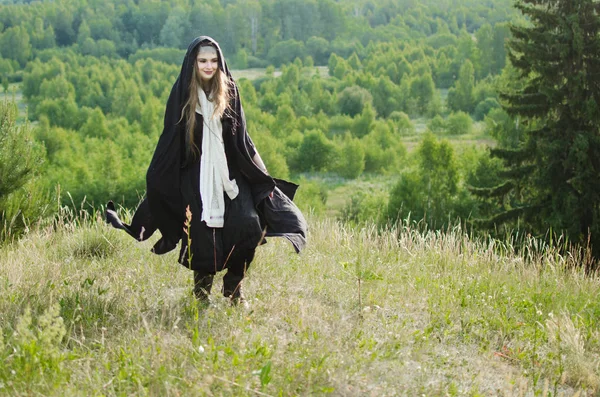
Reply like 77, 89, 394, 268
7, 0, 516, 213
3, 0, 596, 261
472, 0, 600, 259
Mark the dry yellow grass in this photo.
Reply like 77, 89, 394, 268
0, 212, 598, 396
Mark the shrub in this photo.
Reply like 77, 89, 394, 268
337, 85, 373, 117
473, 98, 501, 121
334, 135, 365, 179
427, 115, 446, 134
291, 130, 336, 173
340, 189, 388, 226
267, 40, 306, 67
293, 178, 328, 216
446, 111, 473, 135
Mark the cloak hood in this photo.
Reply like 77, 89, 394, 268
172, 36, 231, 112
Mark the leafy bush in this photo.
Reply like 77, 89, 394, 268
251, 130, 290, 180
389, 111, 414, 136
293, 178, 328, 216
334, 134, 365, 179
427, 115, 446, 134
361, 122, 407, 174
473, 97, 501, 121
340, 189, 388, 226
337, 86, 373, 117
290, 129, 336, 173
446, 111, 473, 135
387, 133, 472, 228
267, 40, 306, 67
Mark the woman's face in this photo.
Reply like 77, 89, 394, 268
196, 46, 219, 82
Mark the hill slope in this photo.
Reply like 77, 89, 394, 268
0, 214, 598, 395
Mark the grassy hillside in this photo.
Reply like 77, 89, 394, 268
0, 209, 598, 396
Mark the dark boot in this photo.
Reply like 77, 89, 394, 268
223, 271, 250, 308
222, 248, 254, 308
193, 272, 214, 303
222, 272, 243, 302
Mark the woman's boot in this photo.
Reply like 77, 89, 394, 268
223, 270, 247, 307
193, 272, 214, 303
222, 249, 254, 308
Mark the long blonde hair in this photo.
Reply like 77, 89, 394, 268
182, 45, 231, 160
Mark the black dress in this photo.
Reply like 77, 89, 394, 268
178, 113, 263, 275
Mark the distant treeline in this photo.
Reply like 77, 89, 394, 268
0, 0, 517, 74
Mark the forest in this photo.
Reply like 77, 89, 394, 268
1, 0, 599, 261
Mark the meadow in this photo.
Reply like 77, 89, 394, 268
0, 206, 598, 396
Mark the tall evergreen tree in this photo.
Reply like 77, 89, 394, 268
474, 0, 600, 260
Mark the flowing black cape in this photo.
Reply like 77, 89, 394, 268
107, 36, 307, 254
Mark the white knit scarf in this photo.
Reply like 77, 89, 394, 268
196, 88, 239, 227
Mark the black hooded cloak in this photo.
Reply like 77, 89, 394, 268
106, 36, 307, 271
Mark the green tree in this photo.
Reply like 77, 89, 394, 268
447, 60, 475, 113
476, 23, 494, 78
159, 7, 189, 48
408, 73, 436, 116
0, 25, 32, 66
361, 122, 406, 174
247, 128, 290, 179
318, 0, 346, 41
347, 52, 362, 70
337, 85, 373, 117
327, 53, 339, 76
351, 103, 375, 138
491, 23, 510, 75
30, 17, 56, 50
474, 97, 501, 121
372, 76, 401, 118
387, 133, 460, 228
0, 101, 48, 241
307, 36, 330, 65
389, 111, 414, 136
273, 104, 296, 137
77, 20, 92, 47
131, 3, 170, 46
474, 0, 600, 259
267, 40, 306, 67
80, 108, 111, 139
334, 134, 365, 179
446, 111, 473, 135
292, 129, 336, 172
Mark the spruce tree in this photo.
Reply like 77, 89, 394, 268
0, 100, 47, 240
474, 0, 600, 260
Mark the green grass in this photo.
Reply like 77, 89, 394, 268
406, 119, 493, 153
0, 210, 599, 396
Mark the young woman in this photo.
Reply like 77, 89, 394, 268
106, 36, 307, 305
